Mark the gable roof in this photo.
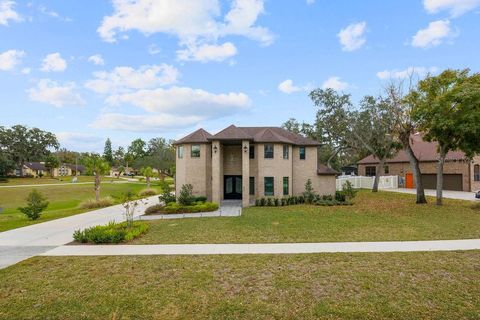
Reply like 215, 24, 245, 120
174, 124, 320, 146
23, 162, 46, 171
173, 128, 213, 145
357, 133, 467, 164
317, 164, 339, 175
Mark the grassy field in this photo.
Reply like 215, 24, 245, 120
135, 191, 480, 244
0, 181, 161, 232
0, 176, 96, 185
0, 251, 479, 319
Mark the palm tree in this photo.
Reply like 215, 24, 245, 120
84, 155, 110, 201
141, 166, 153, 188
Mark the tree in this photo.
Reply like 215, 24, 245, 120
141, 166, 154, 188
18, 190, 49, 220
44, 155, 60, 178
128, 138, 147, 162
384, 82, 427, 204
84, 154, 110, 201
410, 69, 480, 205
113, 146, 126, 167
54, 148, 79, 164
103, 138, 114, 165
135, 138, 175, 176
0, 150, 15, 177
117, 165, 125, 179
0, 125, 59, 174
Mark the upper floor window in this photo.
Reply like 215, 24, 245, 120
264, 144, 274, 159
283, 145, 289, 159
177, 146, 184, 158
249, 145, 255, 159
365, 166, 376, 177
299, 146, 306, 160
191, 145, 200, 158
475, 164, 480, 181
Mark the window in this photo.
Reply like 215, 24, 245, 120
177, 146, 184, 158
283, 177, 289, 196
264, 177, 274, 196
264, 144, 274, 159
299, 146, 306, 160
384, 165, 389, 174
249, 177, 255, 195
249, 145, 255, 159
283, 145, 289, 159
365, 166, 376, 177
191, 145, 200, 158
475, 164, 480, 182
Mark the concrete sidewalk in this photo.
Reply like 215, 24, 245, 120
42, 239, 480, 256
0, 195, 159, 268
385, 188, 479, 201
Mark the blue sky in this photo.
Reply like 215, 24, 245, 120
1, 0, 479, 152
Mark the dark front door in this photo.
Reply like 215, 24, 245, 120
224, 175, 242, 199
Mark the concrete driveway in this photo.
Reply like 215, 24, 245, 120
0, 195, 159, 269
385, 188, 479, 201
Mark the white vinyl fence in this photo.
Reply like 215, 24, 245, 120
336, 175, 399, 191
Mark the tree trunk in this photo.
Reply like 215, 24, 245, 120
147, 176, 150, 188
95, 174, 100, 201
436, 146, 447, 206
405, 144, 427, 204
372, 158, 385, 192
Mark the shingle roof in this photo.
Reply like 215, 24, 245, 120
173, 128, 213, 145
317, 164, 339, 175
357, 133, 467, 164
174, 125, 320, 146
23, 162, 46, 171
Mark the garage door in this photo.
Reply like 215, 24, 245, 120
421, 174, 463, 191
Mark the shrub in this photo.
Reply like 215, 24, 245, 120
145, 204, 164, 214
274, 198, 280, 206
322, 194, 334, 201
303, 179, 318, 204
281, 198, 287, 206
73, 221, 149, 244
79, 197, 114, 209
255, 199, 261, 206
158, 180, 176, 204
18, 190, 49, 220
260, 198, 266, 206
342, 181, 357, 200
297, 195, 305, 204
266, 198, 273, 206
178, 184, 195, 206
138, 188, 158, 197
194, 196, 207, 203
335, 191, 346, 202
145, 202, 219, 215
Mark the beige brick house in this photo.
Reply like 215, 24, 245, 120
358, 134, 480, 192
174, 125, 337, 207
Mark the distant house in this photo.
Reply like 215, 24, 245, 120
357, 134, 480, 192
14, 162, 85, 177
173, 124, 338, 207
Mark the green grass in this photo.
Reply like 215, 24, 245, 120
135, 191, 480, 244
0, 251, 479, 319
0, 182, 161, 232
0, 175, 96, 185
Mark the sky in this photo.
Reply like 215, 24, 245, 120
1, 0, 479, 152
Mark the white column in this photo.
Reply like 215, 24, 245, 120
211, 140, 221, 204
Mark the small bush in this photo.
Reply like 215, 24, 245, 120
138, 188, 157, 197
274, 198, 280, 206
281, 198, 287, 206
18, 190, 49, 220
342, 181, 357, 200
260, 198, 266, 206
266, 198, 273, 206
335, 191, 346, 202
194, 196, 207, 203
158, 180, 176, 204
303, 179, 318, 204
144, 202, 219, 214
255, 199, 261, 206
79, 197, 114, 209
178, 184, 195, 206
145, 203, 164, 214
73, 221, 149, 244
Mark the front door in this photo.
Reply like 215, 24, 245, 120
405, 173, 414, 189
224, 175, 242, 199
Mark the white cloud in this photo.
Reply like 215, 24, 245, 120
306, 0, 315, 4
27, 79, 85, 107
376, 66, 438, 80
56, 132, 104, 152
338, 21, 367, 51
40, 52, 67, 72
21, 67, 30, 74
88, 54, 105, 66
177, 42, 237, 62
411, 20, 455, 48
85, 64, 179, 94
423, 0, 480, 17
0, 1, 22, 26
105, 86, 251, 117
91, 113, 203, 132
322, 77, 349, 91
97, 0, 272, 63
278, 79, 308, 94
0, 49, 24, 71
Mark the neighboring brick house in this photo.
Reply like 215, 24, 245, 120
357, 133, 480, 192
174, 125, 338, 207
13, 162, 85, 177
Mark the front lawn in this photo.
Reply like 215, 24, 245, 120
0, 251, 479, 319
134, 191, 480, 244
0, 182, 161, 232
0, 176, 95, 185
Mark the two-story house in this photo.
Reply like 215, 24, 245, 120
174, 125, 337, 207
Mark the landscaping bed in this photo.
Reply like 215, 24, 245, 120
73, 221, 149, 244
145, 201, 219, 215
